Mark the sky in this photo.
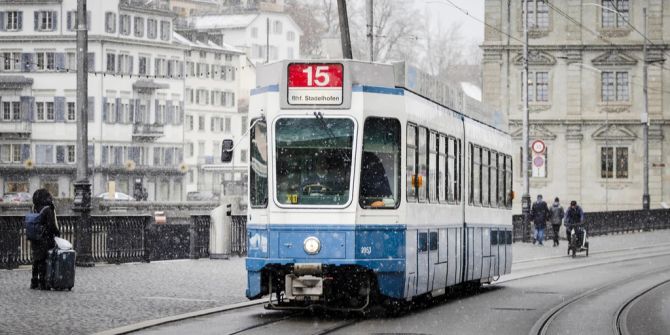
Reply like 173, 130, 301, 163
420, 0, 485, 45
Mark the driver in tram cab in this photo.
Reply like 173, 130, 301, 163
301, 155, 342, 196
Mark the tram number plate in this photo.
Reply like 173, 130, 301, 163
287, 63, 343, 105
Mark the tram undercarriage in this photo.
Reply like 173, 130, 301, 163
263, 264, 375, 312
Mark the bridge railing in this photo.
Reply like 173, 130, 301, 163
513, 208, 670, 242
0, 214, 213, 269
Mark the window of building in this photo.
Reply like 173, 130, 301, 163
287, 47, 294, 59
241, 116, 248, 134
117, 54, 132, 74
198, 115, 205, 131
0, 144, 24, 163
36, 11, 55, 31
119, 14, 130, 35
602, 71, 629, 102
2, 52, 20, 71
521, 71, 549, 102
147, 19, 157, 39
105, 12, 116, 33
160, 21, 170, 41
134, 16, 144, 37
287, 30, 295, 41
273, 20, 282, 34
224, 117, 231, 132
138, 56, 148, 75
2, 101, 20, 120
601, 146, 628, 179
240, 149, 247, 163
106, 53, 116, 73
523, 0, 549, 30
36, 52, 55, 71
602, 0, 629, 28
65, 52, 76, 71
67, 145, 75, 163
251, 27, 258, 38
35, 101, 55, 121
67, 102, 75, 121
6, 11, 22, 31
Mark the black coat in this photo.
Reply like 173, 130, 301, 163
30, 205, 60, 261
531, 200, 550, 228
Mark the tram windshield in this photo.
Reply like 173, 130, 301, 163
275, 117, 355, 206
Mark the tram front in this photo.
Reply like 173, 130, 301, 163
244, 60, 405, 311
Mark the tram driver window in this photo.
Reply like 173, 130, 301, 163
249, 119, 268, 208
275, 117, 355, 206
359, 117, 400, 209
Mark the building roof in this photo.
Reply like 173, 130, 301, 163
172, 32, 243, 54
190, 14, 259, 30
188, 12, 304, 35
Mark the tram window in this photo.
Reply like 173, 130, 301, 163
491, 229, 498, 245
360, 118, 400, 209
429, 231, 438, 251
482, 149, 490, 207
506, 155, 513, 208
275, 117, 355, 206
447, 137, 456, 202
429, 131, 437, 203
498, 154, 505, 207
438, 135, 446, 203
249, 119, 268, 208
491, 152, 498, 208
418, 127, 427, 202
406, 124, 417, 202
506, 230, 513, 244
418, 232, 428, 252
455, 139, 462, 203
471, 144, 482, 206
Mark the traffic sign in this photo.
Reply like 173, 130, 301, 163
533, 156, 544, 167
531, 140, 545, 153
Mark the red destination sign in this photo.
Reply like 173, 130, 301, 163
287, 63, 343, 105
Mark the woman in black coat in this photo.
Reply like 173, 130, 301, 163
31, 189, 60, 290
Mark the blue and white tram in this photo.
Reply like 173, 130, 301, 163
242, 60, 514, 311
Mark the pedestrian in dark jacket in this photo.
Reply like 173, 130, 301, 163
30, 189, 60, 290
550, 197, 565, 247
531, 194, 550, 246
564, 200, 585, 244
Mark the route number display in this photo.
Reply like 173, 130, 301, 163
287, 63, 343, 105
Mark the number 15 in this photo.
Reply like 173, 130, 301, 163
302, 66, 330, 87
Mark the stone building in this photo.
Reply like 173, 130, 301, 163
482, 0, 670, 212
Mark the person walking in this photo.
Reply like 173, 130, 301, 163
550, 197, 565, 247
531, 194, 550, 246
564, 200, 585, 245
30, 189, 60, 290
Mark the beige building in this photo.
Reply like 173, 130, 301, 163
482, 0, 670, 212
171, 0, 221, 16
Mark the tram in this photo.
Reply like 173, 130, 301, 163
234, 60, 514, 311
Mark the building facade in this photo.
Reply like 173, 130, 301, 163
482, 0, 670, 212
171, 0, 221, 17
174, 32, 248, 199
0, 0, 197, 201
180, 9, 302, 65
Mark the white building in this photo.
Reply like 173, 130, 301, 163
173, 31, 248, 199
181, 10, 302, 65
0, 0, 186, 200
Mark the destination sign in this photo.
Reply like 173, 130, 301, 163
287, 63, 343, 105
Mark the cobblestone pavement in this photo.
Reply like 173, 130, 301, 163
0, 257, 248, 335
2, 230, 669, 335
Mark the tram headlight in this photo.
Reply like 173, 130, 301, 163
303, 236, 321, 255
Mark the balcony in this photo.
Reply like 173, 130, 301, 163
132, 123, 164, 141
0, 122, 31, 139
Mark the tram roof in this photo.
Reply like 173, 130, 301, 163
255, 59, 508, 133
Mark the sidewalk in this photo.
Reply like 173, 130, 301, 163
1, 230, 669, 335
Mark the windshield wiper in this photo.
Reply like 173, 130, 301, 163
313, 111, 351, 163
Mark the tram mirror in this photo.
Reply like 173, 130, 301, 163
221, 139, 234, 163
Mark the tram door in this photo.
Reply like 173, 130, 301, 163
416, 230, 429, 295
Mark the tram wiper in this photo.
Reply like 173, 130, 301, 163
313, 111, 351, 163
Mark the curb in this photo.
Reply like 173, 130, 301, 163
93, 299, 266, 335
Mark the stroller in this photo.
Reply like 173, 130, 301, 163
567, 223, 589, 258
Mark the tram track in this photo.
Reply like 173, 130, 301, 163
123, 245, 670, 335
529, 262, 670, 335
614, 278, 670, 335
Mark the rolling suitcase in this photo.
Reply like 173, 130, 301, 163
46, 244, 76, 291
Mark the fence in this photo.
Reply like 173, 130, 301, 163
231, 215, 247, 256
512, 208, 670, 242
0, 215, 211, 269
